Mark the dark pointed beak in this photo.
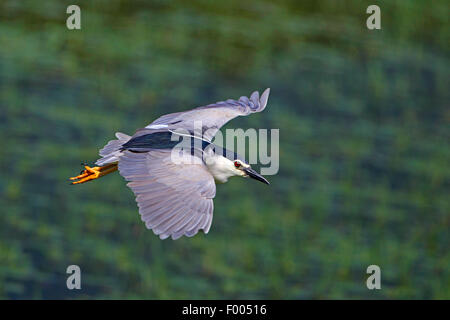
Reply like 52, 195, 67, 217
244, 167, 270, 185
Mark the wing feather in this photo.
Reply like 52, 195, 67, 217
118, 149, 216, 240
145, 88, 270, 141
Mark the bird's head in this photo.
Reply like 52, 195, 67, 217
204, 145, 270, 185
231, 159, 270, 185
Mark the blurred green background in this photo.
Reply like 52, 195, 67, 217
0, 0, 448, 299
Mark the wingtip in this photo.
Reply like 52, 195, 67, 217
260, 88, 271, 109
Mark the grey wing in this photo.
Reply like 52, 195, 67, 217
146, 88, 270, 141
118, 149, 216, 240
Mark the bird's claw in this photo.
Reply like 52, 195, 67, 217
69, 165, 102, 184
69, 163, 118, 185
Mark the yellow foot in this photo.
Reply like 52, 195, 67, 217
69, 163, 118, 185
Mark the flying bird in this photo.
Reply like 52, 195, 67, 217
70, 88, 271, 239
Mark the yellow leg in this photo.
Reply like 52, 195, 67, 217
70, 163, 118, 185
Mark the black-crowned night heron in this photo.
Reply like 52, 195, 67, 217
70, 88, 271, 239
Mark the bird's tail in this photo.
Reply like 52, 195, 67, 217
69, 132, 131, 185
95, 132, 131, 166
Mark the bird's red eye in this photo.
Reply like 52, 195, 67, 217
234, 161, 241, 168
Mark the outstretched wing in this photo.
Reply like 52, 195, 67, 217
146, 88, 270, 141
118, 149, 216, 240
